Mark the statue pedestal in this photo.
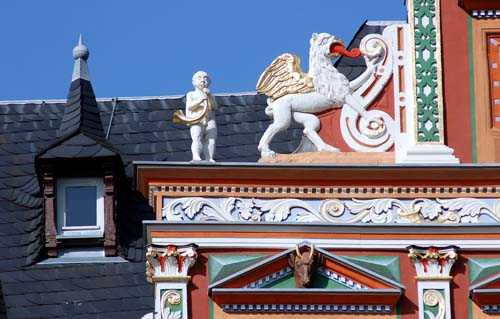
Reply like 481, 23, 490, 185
259, 152, 394, 164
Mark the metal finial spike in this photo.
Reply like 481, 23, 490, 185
73, 34, 89, 61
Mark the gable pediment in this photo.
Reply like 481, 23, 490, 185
208, 244, 404, 314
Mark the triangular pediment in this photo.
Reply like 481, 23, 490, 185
470, 271, 500, 312
209, 244, 404, 314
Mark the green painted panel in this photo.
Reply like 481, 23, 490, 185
342, 255, 401, 282
413, 0, 442, 142
467, 15, 478, 163
264, 274, 295, 288
208, 254, 266, 283
313, 272, 354, 289
468, 258, 500, 284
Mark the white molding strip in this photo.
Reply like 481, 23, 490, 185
151, 237, 500, 250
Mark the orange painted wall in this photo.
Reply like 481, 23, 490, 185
441, 0, 473, 162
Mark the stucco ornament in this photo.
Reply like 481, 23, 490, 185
164, 197, 500, 224
256, 32, 389, 158
173, 71, 217, 162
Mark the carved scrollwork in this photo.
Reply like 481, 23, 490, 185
163, 197, 500, 224
423, 290, 446, 319
340, 32, 396, 152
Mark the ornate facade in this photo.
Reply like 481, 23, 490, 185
0, 0, 500, 319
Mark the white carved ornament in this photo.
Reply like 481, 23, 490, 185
340, 31, 396, 152
146, 244, 198, 283
163, 197, 500, 224
408, 246, 457, 279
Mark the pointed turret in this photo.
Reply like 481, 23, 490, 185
57, 35, 105, 140
38, 36, 118, 160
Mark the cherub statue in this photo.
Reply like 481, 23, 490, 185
173, 71, 217, 162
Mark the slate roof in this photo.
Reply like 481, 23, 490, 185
0, 21, 387, 318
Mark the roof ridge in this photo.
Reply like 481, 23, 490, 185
0, 91, 260, 106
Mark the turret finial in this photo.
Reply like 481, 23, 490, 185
72, 34, 89, 61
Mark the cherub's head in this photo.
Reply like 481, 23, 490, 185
192, 71, 211, 90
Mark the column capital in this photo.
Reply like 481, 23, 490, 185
408, 245, 458, 280
146, 244, 198, 283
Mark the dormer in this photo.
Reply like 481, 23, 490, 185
35, 36, 123, 258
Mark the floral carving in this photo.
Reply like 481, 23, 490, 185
146, 244, 197, 283
164, 197, 500, 224
408, 246, 457, 278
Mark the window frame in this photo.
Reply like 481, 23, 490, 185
56, 177, 104, 239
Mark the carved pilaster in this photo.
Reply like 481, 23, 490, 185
103, 171, 116, 256
146, 244, 198, 319
42, 169, 58, 257
408, 246, 458, 319
400, 0, 458, 163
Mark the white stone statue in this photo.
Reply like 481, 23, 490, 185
256, 32, 384, 158
173, 71, 217, 162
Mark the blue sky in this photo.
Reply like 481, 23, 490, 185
0, 1, 406, 100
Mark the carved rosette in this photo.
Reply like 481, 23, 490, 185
146, 244, 198, 283
408, 246, 457, 279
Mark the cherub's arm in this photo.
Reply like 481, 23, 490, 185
186, 92, 208, 112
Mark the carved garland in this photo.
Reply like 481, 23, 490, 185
163, 197, 500, 224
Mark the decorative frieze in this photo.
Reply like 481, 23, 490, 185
150, 184, 500, 204
243, 267, 292, 289
473, 10, 500, 19
163, 196, 500, 224
222, 303, 392, 314
317, 266, 368, 290
146, 244, 197, 319
408, 246, 457, 319
483, 304, 500, 314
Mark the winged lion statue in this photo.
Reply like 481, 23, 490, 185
256, 32, 385, 158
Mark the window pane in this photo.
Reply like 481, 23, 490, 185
65, 186, 97, 227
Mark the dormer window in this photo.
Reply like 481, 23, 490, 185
56, 178, 104, 238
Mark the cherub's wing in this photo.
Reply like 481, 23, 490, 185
256, 53, 315, 101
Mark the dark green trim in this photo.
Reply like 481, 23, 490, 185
468, 298, 474, 319
468, 16, 478, 163
209, 298, 214, 319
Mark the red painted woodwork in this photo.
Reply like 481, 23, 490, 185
42, 170, 58, 257
488, 35, 500, 130
103, 169, 117, 256
441, 0, 473, 162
